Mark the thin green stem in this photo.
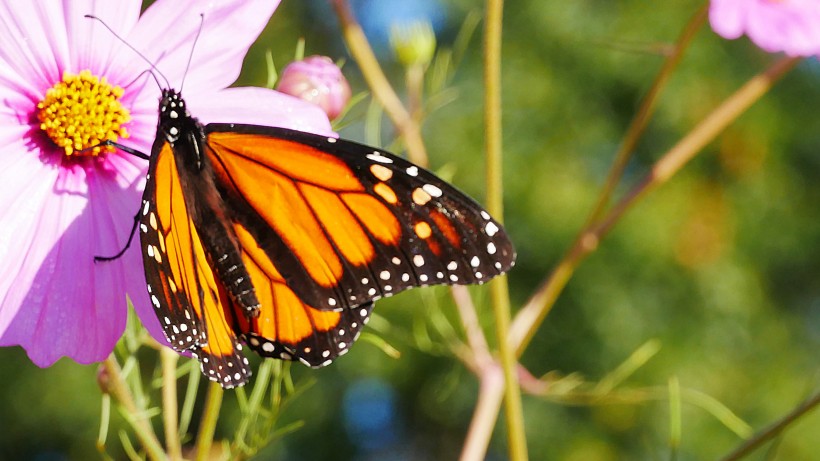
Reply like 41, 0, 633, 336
407, 64, 425, 128
506, 5, 707, 358
484, 0, 527, 459
509, 55, 800, 356
330, 0, 428, 166
101, 356, 167, 461
160, 348, 182, 461
585, 4, 707, 226
195, 382, 224, 461
720, 389, 820, 461
668, 376, 681, 461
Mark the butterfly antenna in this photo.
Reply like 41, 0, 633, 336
84, 14, 171, 89
180, 14, 205, 93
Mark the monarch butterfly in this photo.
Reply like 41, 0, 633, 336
101, 80, 512, 388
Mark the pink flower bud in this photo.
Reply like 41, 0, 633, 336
277, 56, 352, 121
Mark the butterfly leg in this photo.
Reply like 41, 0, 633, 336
94, 210, 141, 262
81, 140, 150, 262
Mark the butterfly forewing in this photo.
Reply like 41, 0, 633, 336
141, 141, 250, 387
204, 126, 515, 313
140, 143, 206, 350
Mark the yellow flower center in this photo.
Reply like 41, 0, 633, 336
37, 70, 130, 157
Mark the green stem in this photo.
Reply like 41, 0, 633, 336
101, 356, 167, 461
484, 0, 527, 459
720, 389, 820, 461
330, 0, 429, 166
506, 6, 707, 358
195, 382, 224, 461
585, 4, 707, 226
407, 63, 425, 128
160, 348, 182, 461
509, 55, 800, 356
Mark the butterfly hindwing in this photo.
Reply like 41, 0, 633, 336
233, 221, 374, 366
204, 125, 515, 313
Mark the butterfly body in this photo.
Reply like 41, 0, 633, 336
139, 89, 515, 388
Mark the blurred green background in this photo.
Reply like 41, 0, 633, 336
1, 0, 819, 460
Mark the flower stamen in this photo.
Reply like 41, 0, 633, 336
37, 70, 130, 157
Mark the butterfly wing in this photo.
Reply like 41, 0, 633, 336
229, 217, 373, 367
140, 141, 251, 388
232, 219, 374, 366
204, 124, 515, 315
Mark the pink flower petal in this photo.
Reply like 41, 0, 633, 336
709, 0, 745, 40
189, 87, 335, 136
122, 0, 281, 96
710, 0, 820, 56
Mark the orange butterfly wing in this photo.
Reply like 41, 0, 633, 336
231, 222, 373, 366
140, 142, 250, 388
204, 126, 515, 315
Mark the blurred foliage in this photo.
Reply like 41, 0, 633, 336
1, 0, 819, 460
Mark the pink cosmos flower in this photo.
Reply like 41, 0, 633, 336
710, 0, 820, 56
0, 0, 332, 367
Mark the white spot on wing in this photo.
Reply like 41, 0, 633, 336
422, 184, 443, 198
487, 242, 497, 255
366, 151, 393, 164
485, 221, 499, 237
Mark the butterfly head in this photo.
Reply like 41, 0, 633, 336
158, 88, 191, 144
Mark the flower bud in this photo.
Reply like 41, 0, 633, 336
391, 21, 436, 68
276, 55, 352, 121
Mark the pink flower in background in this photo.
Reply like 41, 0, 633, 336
277, 56, 352, 120
709, 0, 820, 56
0, 0, 332, 367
